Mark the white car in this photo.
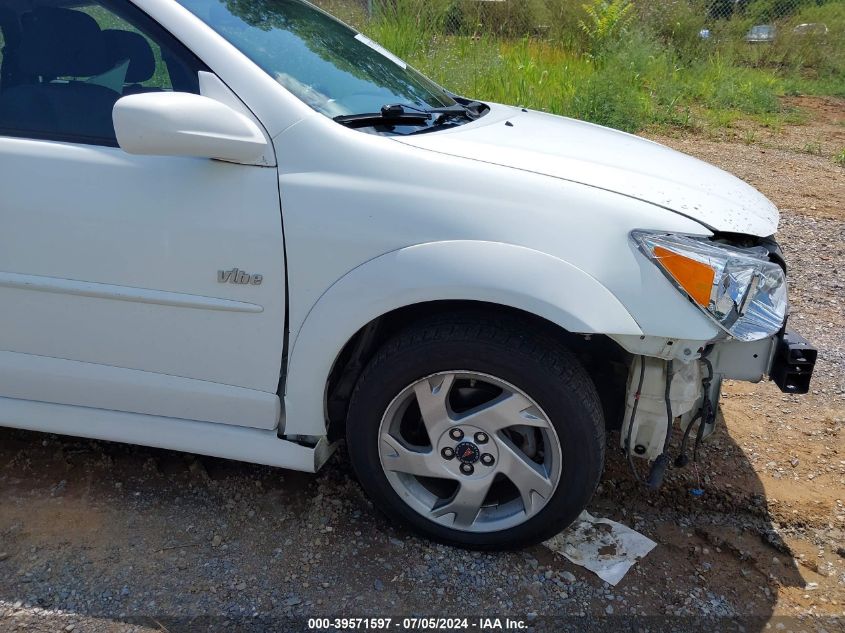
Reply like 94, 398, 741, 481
0, 0, 816, 549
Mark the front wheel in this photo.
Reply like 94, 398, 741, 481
346, 314, 605, 550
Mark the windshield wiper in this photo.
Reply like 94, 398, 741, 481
396, 102, 480, 123
334, 104, 433, 129
333, 103, 480, 130
459, 100, 488, 119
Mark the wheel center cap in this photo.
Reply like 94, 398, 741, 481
454, 441, 480, 464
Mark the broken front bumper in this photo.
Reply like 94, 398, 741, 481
708, 326, 817, 394
621, 327, 817, 465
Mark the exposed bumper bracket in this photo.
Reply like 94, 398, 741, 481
770, 329, 817, 394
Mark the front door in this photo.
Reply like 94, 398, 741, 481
0, 0, 285, 429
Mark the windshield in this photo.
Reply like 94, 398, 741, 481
176, 0, 458, 124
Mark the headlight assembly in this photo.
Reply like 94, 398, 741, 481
633, 232, 788, 342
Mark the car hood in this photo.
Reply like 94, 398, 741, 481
396, 104, 779, 236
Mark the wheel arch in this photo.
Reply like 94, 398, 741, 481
282, 241, 641, 437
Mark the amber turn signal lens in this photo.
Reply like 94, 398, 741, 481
652, 246, 715, 307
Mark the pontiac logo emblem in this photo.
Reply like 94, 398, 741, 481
218, 268, 263, 285
454, 441, 480, 464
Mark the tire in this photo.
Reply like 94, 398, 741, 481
346, 311, 605, 550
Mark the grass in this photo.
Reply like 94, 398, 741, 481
327, 0, 845, 134
835, 149, 845, 167
364, 23, 798, 133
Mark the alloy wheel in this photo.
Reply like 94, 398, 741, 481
378, 371, 563, 533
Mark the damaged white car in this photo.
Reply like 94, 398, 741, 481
0, 0, 816, 549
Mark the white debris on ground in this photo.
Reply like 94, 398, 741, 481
544, 511, 657, 586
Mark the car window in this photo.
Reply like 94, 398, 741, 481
0, 0, 206, 147
79, 5, 175, 91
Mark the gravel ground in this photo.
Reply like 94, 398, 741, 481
1, 98, 844, 633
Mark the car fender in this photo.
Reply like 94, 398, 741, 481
282, 240, 642, 436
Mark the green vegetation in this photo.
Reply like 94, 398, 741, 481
317, 0, 844, 133
578, 0, 636, 56
835, 148, 845, 167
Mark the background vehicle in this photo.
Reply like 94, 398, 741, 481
792, 22, 828, 37
0, 0, 815, 549
746, 24, 777, 42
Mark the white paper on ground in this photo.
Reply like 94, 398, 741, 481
543, 511, 657, 586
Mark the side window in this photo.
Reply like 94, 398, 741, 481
0, 0, 206, 146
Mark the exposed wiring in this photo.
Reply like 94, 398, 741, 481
646, 359, 674, 489
626, 357, 675, 490
625, 357, 647, 485
691, 462, 704, 497
626, 348, 720, 491
675, 349, 716, 468
693, 357, 714, 462
662, 360, 675, 452
675, 409, 701, 468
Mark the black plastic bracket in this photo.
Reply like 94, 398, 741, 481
770, 329, 817, 395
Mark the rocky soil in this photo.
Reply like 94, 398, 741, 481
1, 97, 844, 633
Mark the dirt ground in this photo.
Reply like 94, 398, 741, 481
1, 97, 844, 633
